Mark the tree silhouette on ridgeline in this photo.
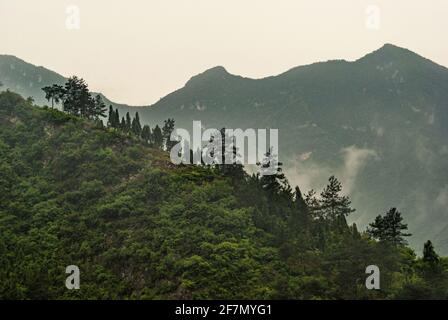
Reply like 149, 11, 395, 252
131, 112, 142, 136
42, 84, 64, 109
152, 125, 163, 149
2, 89, 447, 299
162, 118, 176, 151
319, 176, 355, 221
42, 76, 106, 120
43, 77, 177, 150
141, 125, 152, 144
423, 240, 439, 265
367, 207, 411, 246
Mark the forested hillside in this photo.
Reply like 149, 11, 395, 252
3, 45, 448, 254
0, 90, 447, 299
138, 44, 448, 254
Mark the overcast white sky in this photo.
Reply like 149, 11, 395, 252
1, 0, 447, 105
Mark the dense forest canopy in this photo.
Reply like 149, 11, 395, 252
0, 87, 447, 299
3, 47, 448, 255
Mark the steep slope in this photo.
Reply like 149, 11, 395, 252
3, 91, 448, 299
0, 91, 280, 299
2, 45, 448, 254
138, 44, 448, 254
0, 55, 66, 106
0, 55, 139, 113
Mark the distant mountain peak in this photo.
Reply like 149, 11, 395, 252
375, 43, 416, 55
0, 54, 23, 61
0, 54, 46, 70
356, 43, 426, 64
196, 66, 232, 79
204, 65, 229, 74
185, 66, 234, 87
380, 43, 405, 50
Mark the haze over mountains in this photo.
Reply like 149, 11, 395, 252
1, 44, 448, 254
0, 55, 138, 112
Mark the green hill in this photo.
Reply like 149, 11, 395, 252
138, 44, 448, 254
1, 90, 447, 299
2, 44, 448, 254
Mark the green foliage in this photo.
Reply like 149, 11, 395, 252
42, 77, 106, 120
105, 105, 167, 150
320, 176, 355, 221
423, 240, 439, 265
42, 84, 64, 108
152, 125, 163, 149
258, 149, 289, 196
141, 125, 152, 144
162, 118, 175, 151
367, 208, 411, 246
125, 112, 132, 133
131, 112, 142, 136
0, 91, 447, 300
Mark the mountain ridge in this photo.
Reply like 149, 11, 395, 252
187, 43, 448, 85
0, 54, 142, 110
5, 43, 448, 110
135, 44, 448, 255
2, 44, 448, 253
2, 90, 448, 299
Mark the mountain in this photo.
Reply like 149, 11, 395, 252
1, 90, 447, 299
0, 55, 66, 106
0, 55, 139, 113
137, 44, 448, 254
2, 44, 448, 254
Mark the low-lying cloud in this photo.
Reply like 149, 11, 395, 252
284, 145, 378, 196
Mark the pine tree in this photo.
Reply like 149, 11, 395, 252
42, 86, 55, 108
42, 84, 64, 108
258, 148, 289, 195
423, 240, 439, 265
152, 125, 163, 149
107, 105, 114, 127
350, 223, 361, 239
162, 118, 176, 151
125, 112, 132, 133
320, 176, 355, 221
114, 109, 120, 128
92, 94, 107, 120
141, 125, 152, 144
293, 186, 310, 226
62, 76, 91, 117
367, 208, 411, 245
217, 128, 246, 181
107, 106, 120, 128
44, 77, 105, 120
304, 189, 322, 219
120, 116, 126, 131
294, 186, 308, 212
131, 112, 142, 136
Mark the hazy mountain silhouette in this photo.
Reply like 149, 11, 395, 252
1, 44, 448, 253
140, 44, 448, 254
0, 54, 138, 113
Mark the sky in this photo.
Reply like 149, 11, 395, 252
1, 0, 447, 105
